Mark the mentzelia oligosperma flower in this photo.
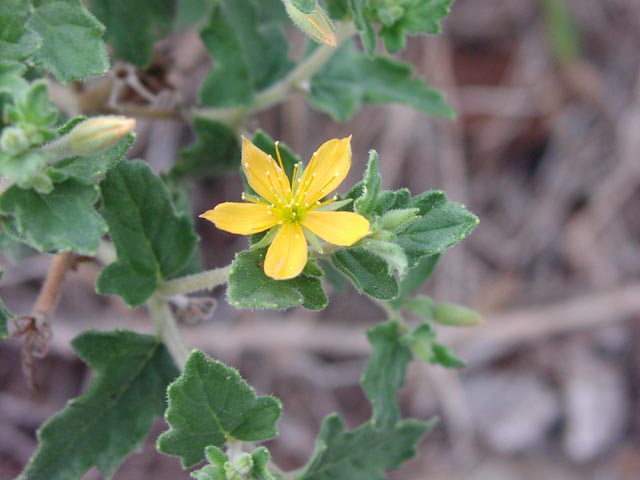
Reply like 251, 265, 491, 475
200, 136, 370, 280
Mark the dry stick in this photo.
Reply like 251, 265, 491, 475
19, 252, 73, 389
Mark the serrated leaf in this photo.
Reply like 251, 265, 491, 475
0, 0, 41, 62
0, 179, 107, 254
19, 329, 179, 480
88, 0, 176, 67
171, 117, 240, 178
397, 191, 478, 266
199, 0, 293, 107
309, 41, 454, 121
331, 247, 398, 300
51, 132, 134, 182
96, 160, 198, 307
227, 249, 328, 311
389, 254, 440, 309
378, 0, 454, 52
299, 414, 434, 480
362, 320, 412, 427
26, 0, 109, 83
157, 350, 282, 468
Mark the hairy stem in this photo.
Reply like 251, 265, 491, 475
159, 265, 232, 297
147, 294, 189, 369
32, 252, 73, 321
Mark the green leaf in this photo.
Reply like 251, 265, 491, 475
227, 249, 328, 311
88, 0, 177, 66
174, 0, 214, 30
19, 329, 179, 480
362, 320, 412, 427
291, 0, 317, 13
250, 447, 276, 480
51, 132, 135, 183
26, 0, 109, 83
397, 191, 478, 266
0, 150, 53, 193
0, 270, 13, 339
541, 0, 581, 64
0, 0, 41, 62
402, 323, 465, 368
0, 179, 107, 254
331, 247, 398, 300
171, 117, 240, 178
0, 61, 29, 97
157, 350, 282, 468
299, 414, 434, 480
96, 160, 198, 307
199, 0, 293, 107
389, 254, 439, 309
378, 0, 454, 52
309, 41, 454, 121
191, 446, 227, 480
353, 150, 381, 216
349, 0, 375, 55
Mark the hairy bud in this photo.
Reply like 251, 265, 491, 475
284, 0, 336, 46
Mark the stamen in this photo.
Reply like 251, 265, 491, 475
274, 142, 286, 172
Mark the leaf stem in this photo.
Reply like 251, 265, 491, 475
159, 265, 232, 297
147, 294, 189, 369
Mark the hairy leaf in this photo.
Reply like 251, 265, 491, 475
96, 160, 198, 306
310, 42, 453, 121
0, 0, 41, 61
157, 350, 282, 467
228, 249, 328, 311
0, 179, 106, 254
19, 330, 179, 480
331, 247, 398, 300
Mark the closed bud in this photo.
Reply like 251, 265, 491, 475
284, 0, 336, 46
380, 208, 419, 233
1, 126, 30, 155
434, 303, 482, 327
224, 452, 253, 479
68, 116, 135, 156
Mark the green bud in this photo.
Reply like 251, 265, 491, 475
68, 116, 136, 156
361, 237, 408, 277
284, 0, 336, 46
224, 452, 253, 479
379, 208, 419, 233
0, 126, 30, 155
433, 303, 482, 327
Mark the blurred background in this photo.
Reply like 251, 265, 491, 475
2, 0, 640, 478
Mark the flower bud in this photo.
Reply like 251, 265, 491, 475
284, 0, 336, 46
68, 116, 136, 156
434, 303, 482, 327
224, 452, 253, 479
1, 126, 30, 155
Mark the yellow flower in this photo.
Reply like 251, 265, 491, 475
200, 136, 370, 280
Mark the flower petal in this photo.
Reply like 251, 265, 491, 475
241, 137, 291, 206
302, 211, 370, 246
200, 202, 277, 235
264, 222, 308, 280
295, 137, 351, 206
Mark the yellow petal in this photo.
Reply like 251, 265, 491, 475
264, 222, 308, 280
296, 137, 351, 206
302, 211, 370, 246
200, 202, 277, 235
241, 137, 291, 206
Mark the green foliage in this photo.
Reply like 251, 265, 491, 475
310, 42, 454, 121
192, 446, 277, 480
25, 0, 109, 82
402, 322, 465, 368
157, 350, 282, 468
0, 61, 29, 97
199, 0, 293, 107
291, 0, 317, 13
228, 249, 328, 310
19, 330, 179, 480
97, 160, 198, 307
0, 179, 107, 254
541, 0, 580, 64
0, 270, 13, 339
331, 247, 399, 299
362, 320, 412, 427
299, 414, 434, 480
390, 254, 440, 309
0, 0, 41, 61
89, 0, 177, 66
171, 117, 240, 178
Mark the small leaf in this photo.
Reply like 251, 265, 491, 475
88, 0, 176, 66
0, 61, 29, 96
353, 150, 381, 216
250, 447, 276, 480
0, 0, 42, 61
349, 0, 375, 55
310, 42, 454, 121
402, 323, 465, 369
362, 320, 412, 427
227, 249, 328, 311
171, 117, 240, 178
331, 247, 398, 300
389, 254, 440, 309
19, 329, 179, 480
299, 414, 434, 480
397, 191, 478, 267
0, 179, 107, 254
96, 160, 198, 307
26, 0, 109, 83
199, 0, 293, 107
157, 350, 282, 468
360, 237, 408, 278
405, 294, 435, 318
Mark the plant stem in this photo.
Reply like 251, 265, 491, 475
192, 22, 357, 123
147, 294, 189, 369
159, 265, 232, 297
